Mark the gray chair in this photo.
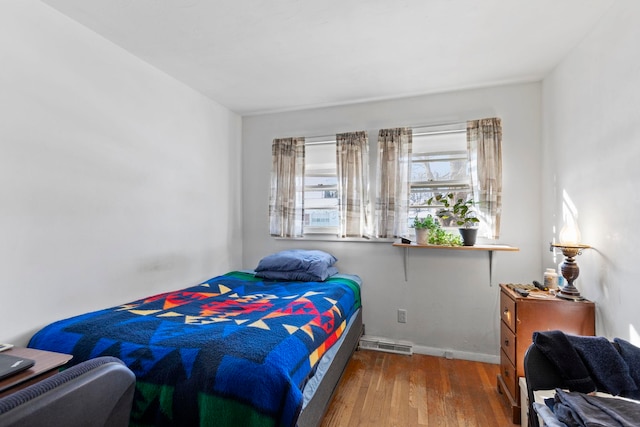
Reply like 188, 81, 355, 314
523, 344, 566, 427
0, 356, 135, 427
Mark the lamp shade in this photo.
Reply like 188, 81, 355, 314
559, 219, 581, 245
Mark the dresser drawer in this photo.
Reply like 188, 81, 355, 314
500, 349, 518, 401
500, 290, 516, 332
500, 321, 516, 365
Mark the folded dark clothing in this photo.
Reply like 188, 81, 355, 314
552, 397, 583, 427
534, 330, 596, 393
553, 388, 640, 427
614, 338, 640, 399
568, 335, 637, 396
534, 402, 571, 427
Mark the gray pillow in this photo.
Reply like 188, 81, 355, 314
255, 250, 338, 281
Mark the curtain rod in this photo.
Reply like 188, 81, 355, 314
304, 121, 467, 144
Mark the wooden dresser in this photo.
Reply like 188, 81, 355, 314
497, 284, 595, 424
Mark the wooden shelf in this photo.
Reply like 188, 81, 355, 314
393, 242, 519, 282
392, 243, 519, 251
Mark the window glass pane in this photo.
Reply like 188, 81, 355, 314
305, 142, 336, 174
409, 127, 470, 227
304, 209, 339, 228
411, 153, 468, 181
305, 176, 338, 208
304, 140, 339, 233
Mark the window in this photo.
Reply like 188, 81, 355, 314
270, 118, 501, 240
409, 124, 471, 227
270, 132, 371, 239
304, 138, 339, 235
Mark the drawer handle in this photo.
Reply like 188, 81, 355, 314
503, 307, 509, 316
504, 369, 509, 378
504, 338, 510, 347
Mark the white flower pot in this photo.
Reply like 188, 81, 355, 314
415, 228, 429, 245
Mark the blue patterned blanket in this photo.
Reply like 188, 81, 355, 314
28, 271, 361, 427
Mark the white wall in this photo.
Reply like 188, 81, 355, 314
242, 83, 542, 362
0, 1, 242, 345
542, 1, 640, 343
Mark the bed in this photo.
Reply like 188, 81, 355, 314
27, 261, 362, 427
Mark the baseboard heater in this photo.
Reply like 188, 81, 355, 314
358, 336, 413, 355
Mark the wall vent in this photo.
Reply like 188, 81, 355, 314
359, 336, 413, 355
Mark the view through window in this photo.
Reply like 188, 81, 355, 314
304, 137, 339, 234
409, 124, 471, 227
289, 123, 475, 239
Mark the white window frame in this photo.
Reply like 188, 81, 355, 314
409, 123, 472, 226
272, 120, 502, 243
303, 136, 339, 236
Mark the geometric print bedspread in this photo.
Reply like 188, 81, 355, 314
28, 271, 361, 427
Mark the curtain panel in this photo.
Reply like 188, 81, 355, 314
336, 131, 371, 238
269, 137, 305, 238
375, 128, 412, 238
467, 118, 503, 239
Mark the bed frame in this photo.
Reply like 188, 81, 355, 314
297, 308, 363, 427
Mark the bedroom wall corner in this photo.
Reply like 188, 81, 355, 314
0, 1, 243, 345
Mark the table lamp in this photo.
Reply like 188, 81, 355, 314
550, 221, 590, 300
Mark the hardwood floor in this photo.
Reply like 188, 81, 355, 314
320, 349, 520, 427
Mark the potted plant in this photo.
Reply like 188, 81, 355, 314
412, 214, 462, 246
412, 215, 439, 245
427, 193, 480, 246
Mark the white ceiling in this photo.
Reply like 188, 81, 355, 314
41, 0, 615, 116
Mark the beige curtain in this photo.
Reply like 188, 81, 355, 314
467, 118, 502, 239
269, 137, 305, 237
375, 128, 412, 238
336, 131, 371, 238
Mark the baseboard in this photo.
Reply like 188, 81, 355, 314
359, 335, 413, 355
412, 344, 499, 364
358, 335, 499, 364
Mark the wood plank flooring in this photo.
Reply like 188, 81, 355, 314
319, 349, 520, 427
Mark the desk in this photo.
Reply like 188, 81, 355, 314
0, 347, 72, 397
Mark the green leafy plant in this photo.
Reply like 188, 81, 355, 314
412, 214, 462, 246
428, 227, 462, 246
427, 193, 480, 228
412, 214, 439, 230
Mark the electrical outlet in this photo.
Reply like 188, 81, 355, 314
397, 309, 407, 323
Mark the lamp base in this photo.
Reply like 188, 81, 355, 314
556, 275, 585, 301
556, 292, 585, 301
550, 243, 590, 302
